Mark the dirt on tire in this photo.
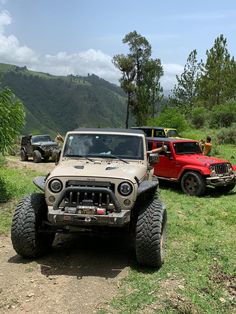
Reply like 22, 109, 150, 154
0, 157, 130, 313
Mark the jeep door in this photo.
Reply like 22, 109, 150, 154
151, 141, 179, 179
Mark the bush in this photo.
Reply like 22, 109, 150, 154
190, 107, 208, 128
0, 176, 12, 203
216, 127, 236, 144
147, 108, 188, 132
209, 103, 236, 128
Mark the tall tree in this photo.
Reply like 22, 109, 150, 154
112, 55, 136, 128
113, 31, 163, 126
197, 34, 236, 108
0, 88, 25, 153
170, 49, 201, 115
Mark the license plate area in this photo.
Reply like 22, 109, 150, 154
78, 206, 97, 215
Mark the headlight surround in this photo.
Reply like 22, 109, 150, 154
209, 165, 216, 175
227, 163, 233, 172
49, 179, 63, 193
118, 182, 133, 196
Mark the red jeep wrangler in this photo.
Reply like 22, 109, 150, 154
147, 137, 236, 196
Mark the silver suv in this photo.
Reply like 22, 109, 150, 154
11, 128, 167, 268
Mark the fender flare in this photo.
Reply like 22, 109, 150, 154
137, 180, 159, 197
33, 176, 46, 191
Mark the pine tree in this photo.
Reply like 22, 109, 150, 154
171, 49, 201, 115
198, 34, 236, 108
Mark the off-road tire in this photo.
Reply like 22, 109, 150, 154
181, 171, 206, 196
33, 150, 42, 163
51, 151, 58, 162
20, 149, 28, 161
135, 196, 167, 268
11, 193, 55, 258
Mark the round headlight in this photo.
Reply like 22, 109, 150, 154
118, 182, 133, 196
49, 179, 63, 193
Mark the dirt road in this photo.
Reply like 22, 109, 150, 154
0, 157, 130, 313
5, 156, 56, 174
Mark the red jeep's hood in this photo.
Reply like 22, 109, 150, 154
176, 154, 230, 166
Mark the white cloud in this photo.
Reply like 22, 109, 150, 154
0, 9, 10, 32
0, 9, 182, 91
28, 49, 120, 84
0, 10, 38, 64
161, 63, 184, 90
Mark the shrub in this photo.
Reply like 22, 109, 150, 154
0, 176, 12, 202
209, 103, 236, 128
147, 108, 188, 132
190, 107, 208, 128
216, 127, 236, 144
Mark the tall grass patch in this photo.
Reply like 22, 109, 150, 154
0, 165, 41, 234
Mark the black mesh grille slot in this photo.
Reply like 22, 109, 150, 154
64, 181, 115, 210
213, 163, 228, 174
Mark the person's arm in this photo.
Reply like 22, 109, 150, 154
147, 143, 167, 154
55, 133, 64, 143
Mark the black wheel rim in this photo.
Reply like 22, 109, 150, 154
184, 175, 199, 194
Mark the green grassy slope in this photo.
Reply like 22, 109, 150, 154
0, 63, 128, 136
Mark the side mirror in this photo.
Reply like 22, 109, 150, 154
148, 153, 159, 165
165, 151, 173, 159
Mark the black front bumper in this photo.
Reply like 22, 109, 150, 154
47, 208, 131, 227
48, 186, 130, 227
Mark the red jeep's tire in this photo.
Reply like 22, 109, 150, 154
11, 193, 55, 258
181, 171, 206, 196
135, 196, 167, 268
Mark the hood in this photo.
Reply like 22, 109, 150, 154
49, 159, 147, 183
177, 154, 230, 166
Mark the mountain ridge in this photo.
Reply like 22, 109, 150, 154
0, 63, 129, 136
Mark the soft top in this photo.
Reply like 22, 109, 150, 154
146, 136, 197, 143
71, 128, 145, 135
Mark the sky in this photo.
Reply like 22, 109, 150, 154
0, 0, 236, 90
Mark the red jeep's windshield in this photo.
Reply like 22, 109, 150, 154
173, 142, 202, 155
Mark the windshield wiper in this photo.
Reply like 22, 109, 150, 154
63, 154, 94, 162
99, 153, 129, 164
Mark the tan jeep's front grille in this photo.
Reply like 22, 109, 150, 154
65, 180, 115, 209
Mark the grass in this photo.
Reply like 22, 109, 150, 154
99, 188, 236, 314
99, 138, 236, 314
0, 160, 41, 234
0, 139, 236, 313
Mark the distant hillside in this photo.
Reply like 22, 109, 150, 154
0, 63, 130, 136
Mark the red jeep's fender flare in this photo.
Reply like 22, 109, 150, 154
177, 165, 211, 181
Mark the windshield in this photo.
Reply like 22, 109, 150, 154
63, 134, 144, 160
174, 142, 202, 154
32, 135, 52, 143
166, 129, 179, 137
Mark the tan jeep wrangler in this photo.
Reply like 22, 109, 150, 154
11, 128, 167, 267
